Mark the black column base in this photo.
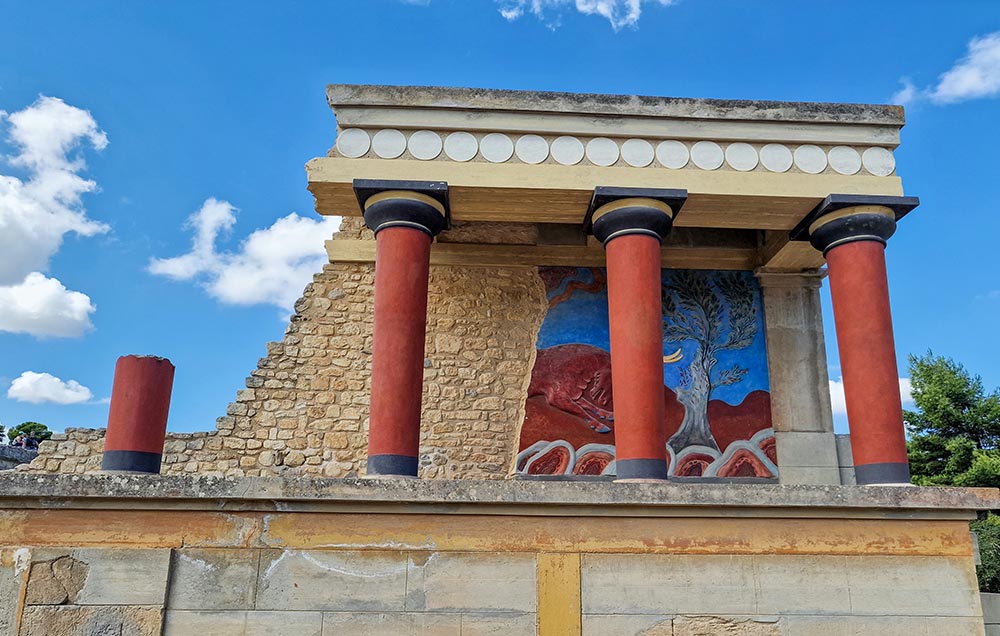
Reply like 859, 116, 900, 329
854, 461, 911, 485
367, 454, 419, 478
615, 458, 669, 481
101, 450, 162, 474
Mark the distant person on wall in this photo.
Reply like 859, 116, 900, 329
24, 432, 38, 450
10, 434, 24, 448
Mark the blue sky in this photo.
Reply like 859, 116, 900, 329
0, 0, 998, 435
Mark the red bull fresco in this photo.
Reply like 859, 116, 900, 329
517, 267, 777, 478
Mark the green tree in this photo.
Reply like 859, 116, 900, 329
903, 352, 1000, 592
6, 421, 52, 443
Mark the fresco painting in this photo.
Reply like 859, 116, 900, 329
516, 267, 777, 478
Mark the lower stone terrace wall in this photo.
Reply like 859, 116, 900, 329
18, 219, 547, 480
0, 475, 996, 636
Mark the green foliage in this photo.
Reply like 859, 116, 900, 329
973, 514, 1000, 593
905, 351, 1000, 449
6, 421, 52, 442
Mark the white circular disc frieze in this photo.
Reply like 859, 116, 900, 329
480, 133, 514, 163
656, 140, 689, 169
407, 130, 443, 161
551, 136, 585, 165
621, 139, 655, 167
759, 144, 793, 173
515, 134, 549, 164
444, 132, 478, 162
793, 144, 828, 174
725, 142, 759, 172
372, 129, 407, 159
862, 147, 896, 176
586, 137, 620, 167
691, 141, 724, 170
336, 128, 371, 158
828, 146, 862, 175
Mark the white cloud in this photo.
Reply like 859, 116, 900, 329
829, 376, 914, 416
149, 198, 341, 311
0, 272, 95, 338
7, 371, 93, 405
496, 0, 674, 30
0, 96, 109, 284
891, 78, 918, 106
0, 96, 106, 338
932, 31, 1000, 103
891, 31, 1000, 106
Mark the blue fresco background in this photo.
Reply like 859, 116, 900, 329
537, 268, 770, 407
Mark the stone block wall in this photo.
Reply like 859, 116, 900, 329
19, 218, 547, 480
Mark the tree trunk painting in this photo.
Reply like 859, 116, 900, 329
662, 271, 758, 453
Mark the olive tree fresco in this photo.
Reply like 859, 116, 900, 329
517, 267, 776, 479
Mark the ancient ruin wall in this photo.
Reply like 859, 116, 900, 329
18, 218, 548, 479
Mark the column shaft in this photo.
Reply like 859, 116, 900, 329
606, 234, 668, 480
102, 355, 175, 473
826, 240, 909, 484
368, 226, 433, 477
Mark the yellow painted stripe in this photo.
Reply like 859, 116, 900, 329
538, 553, 581, 636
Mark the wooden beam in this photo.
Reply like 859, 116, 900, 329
759, 230, 826, 270
326, 239, 759, 271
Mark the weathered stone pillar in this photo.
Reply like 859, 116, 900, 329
101, 355, 175, 473
798, 194, 919, 485
355, 179, 449, 478
587, 187, 687, 481
755, 269, 840, 485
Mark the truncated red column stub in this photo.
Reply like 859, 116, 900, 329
101, 355, 175, 474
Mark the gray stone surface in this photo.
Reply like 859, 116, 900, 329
0, 446, 36, 471
327, 84, 906, 125
168, 549, 260, 610
0, 473, 994, 516
320, 612, 460, 635
405, 552, 536, 613
0, 549, 28, 636
28, 548, 170, 607
256, 550, 407, 611
162, 610, 322, 636
582, 614, 673, 636
844, 555, 981, 617
836, 434, 857, 485
983, 593, 1000, 624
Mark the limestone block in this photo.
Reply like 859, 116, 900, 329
0, 548, 29, 636
256, 550, 407, 611
27, 548, 170, 606
405, 552, 536, 613
983, 593, 1000, 624
673, 616, 779, 635
753, 555, 851, 615
781, 615, 986, 635
320, 612, 461, 635
458, 612, 536, 636
581, 554, 756, 615
774, 466, 843, 486
167, 549, 260, 610
582, 614, 673, 636
773, 431, 839, 470
19, 605, 161, 636
162, 610, 322, 636
845, 555, 981, 617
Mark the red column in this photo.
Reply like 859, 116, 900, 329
356, 181, 449, 478
801, 195, 918, 485
367, 226, 433, 477
588, 188, 687, 481
826, 241, 909, 484
605, 234, 669, 480
101, 355, 175, 473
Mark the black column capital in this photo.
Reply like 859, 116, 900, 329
585, 186, 688, 245
791, 194, 919, 255
354, 179, 450, 237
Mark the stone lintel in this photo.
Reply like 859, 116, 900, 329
0, 474, 995, 519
